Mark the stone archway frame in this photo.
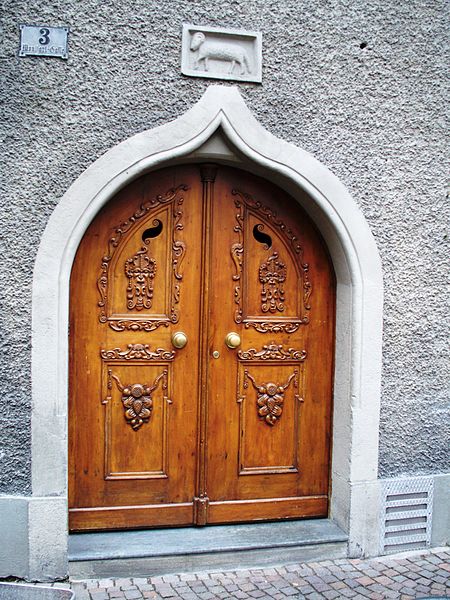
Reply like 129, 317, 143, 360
31, 86, 382, 580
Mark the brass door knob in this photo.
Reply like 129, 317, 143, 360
171, 331, 188, 349
225, 332, 241, 349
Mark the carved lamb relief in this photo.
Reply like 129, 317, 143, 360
181, 24, 262, 84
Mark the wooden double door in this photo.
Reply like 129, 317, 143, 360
69, 165, 335, 531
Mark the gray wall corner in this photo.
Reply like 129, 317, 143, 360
28, 497, 68, 582
347, 480, 381, 559
0, 496, 29, 578
431, 473, 450, 547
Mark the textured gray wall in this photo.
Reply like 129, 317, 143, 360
0, 0, 448, 494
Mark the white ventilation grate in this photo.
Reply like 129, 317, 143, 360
379, 476, 433, 555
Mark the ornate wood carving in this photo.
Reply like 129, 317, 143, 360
97, 184, 188, 331
259, 252, 286, 313
238, 343, 307, 362
108, 319, 169, 332
244, 369, 299, 426
109, 370, 168, 431
125, 245, 157, 310
231, 189, 312, 332
231, 205, 244, 324
100, 343, 175, 361
247, 321, 300, 334
171, 196, 186, 319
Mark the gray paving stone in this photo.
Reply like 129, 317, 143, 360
298, 585, 315, 594
136, 585, 155, 591
326, 591, 344, 599
239, 582, 257, 591
157, 588, 178, 598
188, 584, 207, 593
353, 586, 373, 597
344, 578, 360, 588
311, 581, 330, 592
215, 576, 234, 585
124, 591, 143, 599
89, 593, 109, 600
179, 574, 198, 582
190, 571, 211, 580
162, 575, 180, 584
116, 578, 133, 588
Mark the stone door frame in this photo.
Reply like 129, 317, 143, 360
31, 86, 383, 579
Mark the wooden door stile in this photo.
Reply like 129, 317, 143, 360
193, 164, 217, 525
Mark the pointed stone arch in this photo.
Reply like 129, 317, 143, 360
31, 86, 382, 579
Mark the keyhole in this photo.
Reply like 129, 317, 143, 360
142, 219, 163, 243
253, 224, 272, 249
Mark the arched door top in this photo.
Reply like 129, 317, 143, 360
31, 86, 383, 578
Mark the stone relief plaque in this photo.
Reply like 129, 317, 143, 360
181, 24, 262, 84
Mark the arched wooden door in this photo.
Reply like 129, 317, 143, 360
68, 165, 335, 531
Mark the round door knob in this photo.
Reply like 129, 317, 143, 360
225, 332, 241, 349
171, 331, 188, 349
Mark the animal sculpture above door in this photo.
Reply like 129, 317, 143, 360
68, 164, 335, 531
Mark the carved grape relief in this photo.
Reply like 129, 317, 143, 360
108, 370, 168, 431
244, 369, 299, 426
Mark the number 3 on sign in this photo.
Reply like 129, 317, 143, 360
39, 28, 50, 45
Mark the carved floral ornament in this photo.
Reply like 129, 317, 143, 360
231, 189, 312, 333
100, 343, 175, 361
97, 185, 188, 332
238, 343, 307, 362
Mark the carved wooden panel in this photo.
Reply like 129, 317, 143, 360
236, 343, 306, 475
100, 344, 174, 480
231, 189, 312, 333
97, 185, 188, 332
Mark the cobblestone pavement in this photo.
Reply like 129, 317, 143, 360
57, 547, 448, 599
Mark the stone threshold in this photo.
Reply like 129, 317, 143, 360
69, 519, 348, 578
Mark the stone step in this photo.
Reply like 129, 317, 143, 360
69, 519, 348, 578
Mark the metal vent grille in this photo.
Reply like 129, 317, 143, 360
379, 476, 433, 555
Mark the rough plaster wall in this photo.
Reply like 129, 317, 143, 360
0, 0, 448, 494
